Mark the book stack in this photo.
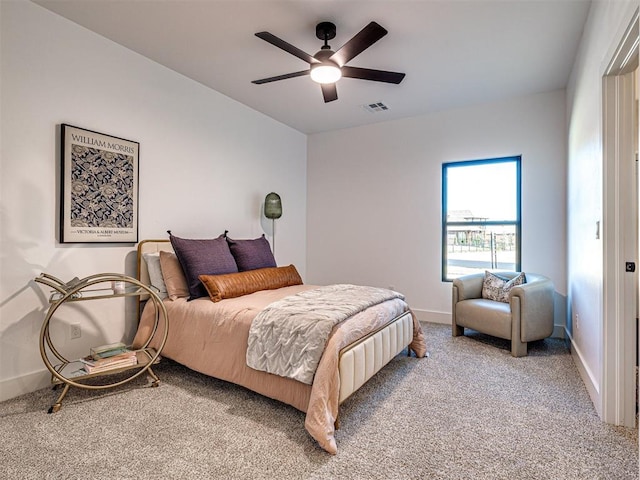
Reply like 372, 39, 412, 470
81, 342, 137, 374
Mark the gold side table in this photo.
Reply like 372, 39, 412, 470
35, 272, 169, 413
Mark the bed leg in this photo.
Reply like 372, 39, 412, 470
334, 416, 340, 430
407, 346, 413, 357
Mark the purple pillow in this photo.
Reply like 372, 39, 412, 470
169, 232, 238, 300
226, 234, 277, 271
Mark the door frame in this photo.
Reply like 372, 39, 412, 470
602, 9, 638, 428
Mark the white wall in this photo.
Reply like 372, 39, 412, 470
565, 0, 637, 413
307, 90, 567, 326
0, 1, 307, 401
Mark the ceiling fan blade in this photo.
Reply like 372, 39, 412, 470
255, 32, 320, 65
252, 70, 310, 84
341, 66, 405, 84
321, 83, 338, 103
329, 22, 388, 67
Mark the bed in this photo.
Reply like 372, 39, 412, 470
133, 238, 426, 454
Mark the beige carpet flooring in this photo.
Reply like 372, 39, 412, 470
0, 322, 637, 479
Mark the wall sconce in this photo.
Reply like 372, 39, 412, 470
264, 192, 282, 254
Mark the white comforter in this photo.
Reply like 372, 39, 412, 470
246, 284, 405, 384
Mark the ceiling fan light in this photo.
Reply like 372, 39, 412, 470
310, 63, 342, 84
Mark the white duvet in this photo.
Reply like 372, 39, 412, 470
246, 284, 405, 384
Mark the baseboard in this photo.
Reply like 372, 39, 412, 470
0, 369, 51, 403
566, 326, 601, 417
412, 309, 451, 325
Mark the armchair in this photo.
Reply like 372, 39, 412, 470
452, 272, 554, 357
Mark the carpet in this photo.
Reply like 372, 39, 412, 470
0, 322, 637, 479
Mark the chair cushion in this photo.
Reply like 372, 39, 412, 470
456, 298, 512, 340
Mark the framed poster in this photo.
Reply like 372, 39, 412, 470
60, 124, 139, 243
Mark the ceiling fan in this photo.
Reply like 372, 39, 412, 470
251, 21, 406, 103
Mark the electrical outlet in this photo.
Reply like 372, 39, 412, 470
70, 323, 81, 339
575, 313, 579, 330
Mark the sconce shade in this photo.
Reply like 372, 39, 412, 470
264, 192, 282, 219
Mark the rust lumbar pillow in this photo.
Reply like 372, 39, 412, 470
199, 264, 303, 302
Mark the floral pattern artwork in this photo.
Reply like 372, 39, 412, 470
69, 144, 134, 229
61, 124, 138, 243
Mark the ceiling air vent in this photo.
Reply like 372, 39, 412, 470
362, 102, 390, 113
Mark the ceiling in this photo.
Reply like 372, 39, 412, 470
34, 0, 591, 134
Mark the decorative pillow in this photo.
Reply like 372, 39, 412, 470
158, 251, 189, 300
199, 264, 302, 303
168, 232, 238, 300
142, 253, 168, 300
226, 234, 276, 271
482, 271, 526, 303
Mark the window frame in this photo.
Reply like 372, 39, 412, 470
441, 156, 522, 282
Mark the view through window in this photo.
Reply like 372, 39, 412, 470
442, 156, 521, 281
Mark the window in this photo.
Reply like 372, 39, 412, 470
442, 156, 521, 281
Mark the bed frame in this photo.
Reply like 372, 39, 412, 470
136, 239, 414, 423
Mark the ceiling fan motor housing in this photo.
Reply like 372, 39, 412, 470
316, 22, 337, 42
314, 49, 335, 62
